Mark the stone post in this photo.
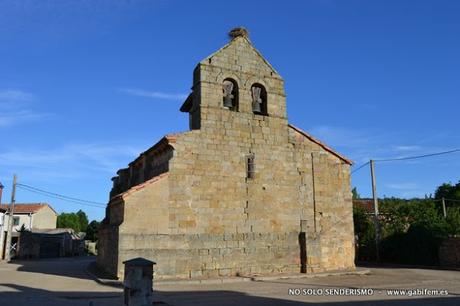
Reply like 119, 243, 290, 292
123, 257, 156, 306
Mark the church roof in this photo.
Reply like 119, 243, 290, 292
110, 172, 169, 202
289, 124, 353, 165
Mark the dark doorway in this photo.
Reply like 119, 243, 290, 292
298, 232, 307, 273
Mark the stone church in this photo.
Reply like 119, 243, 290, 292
97, 28, 355, 280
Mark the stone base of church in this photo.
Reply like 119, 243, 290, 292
97, 231, 355, 280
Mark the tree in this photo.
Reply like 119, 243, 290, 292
446, 207, 460, 235
353, 180, 460, 265
353, 207, 375, 261
86, 220, 100, 242
435, 181, 460, 200
352, 187, 360, 200
57, 213, 81, 232
19, 224, 29, 232
57, 210, 89, 233
76, 210, 89, 232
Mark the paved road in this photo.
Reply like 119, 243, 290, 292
0, 257, 121, 306
0, 257, 459, 305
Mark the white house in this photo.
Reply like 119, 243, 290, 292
0, 203, 57, 259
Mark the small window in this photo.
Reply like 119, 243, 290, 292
251, 84, 267, 115
222, 79, 238, 111
13, 216, 20, 226
246, 154, 255, 179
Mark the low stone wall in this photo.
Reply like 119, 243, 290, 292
97, 225, 119, 278
117, 232, 300, 279
439, 236, 460, 267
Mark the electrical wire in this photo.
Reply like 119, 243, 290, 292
16, 183, 106, 208
374, 148, 460, 163
351, 161, 370, 174
351, 148, 460, 175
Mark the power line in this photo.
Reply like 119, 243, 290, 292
374, 148, 460, 163
351, 161, 370, 174
351, 148, 460, 175
17, 185, 106, 208
17, 185, 105, 208
16, 183, 106, 208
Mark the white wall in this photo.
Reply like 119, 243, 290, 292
4, 213, 34, 232
0, 212, 5, 258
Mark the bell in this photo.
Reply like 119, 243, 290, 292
223, 95, 234, 108
252, 100, 261, 113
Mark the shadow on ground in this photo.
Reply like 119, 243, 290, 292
357, 261, 460, 272
13, 256, 95, 280
1, 283, 459, 306
0, 283, 121, 306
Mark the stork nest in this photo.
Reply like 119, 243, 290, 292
229, 27, 249, 40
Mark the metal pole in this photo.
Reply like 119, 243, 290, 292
370, 160, 380, 262
442, 197, 447, 218
5, 174, 17, 262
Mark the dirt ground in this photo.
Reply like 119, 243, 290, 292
0, 257, 459, 306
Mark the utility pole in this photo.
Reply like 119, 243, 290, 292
370, 160, 380, 262
5, 174, 17, 262
441, 197, 447, 218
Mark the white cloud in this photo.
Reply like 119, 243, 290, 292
0, 110, 50, 126
0, 143, 142, 181
386, 182, 420, 190
0, 89, 49, 126
119, 88, 187, 101
0, 89, 34, 102
306, 125, 448, 165
392, 145, 422, 152
0, 89, 34, 110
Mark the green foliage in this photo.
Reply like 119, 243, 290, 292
445, 206, 460, 235
378, 199, 448, 265
354, 181, 460, 265
434, 181, 460, 200
86, 220, 100, 242
352, 187, 360, 200
353, 207, 375, 261
76, 210, 89, 232
57, 213, 81, 232
57, 210, 89, 233
19, 224, 29, 232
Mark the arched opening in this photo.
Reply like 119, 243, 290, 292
251, 83, 267, 115
222, 78, 239, 111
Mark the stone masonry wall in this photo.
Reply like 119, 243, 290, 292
439, 237, 460, 267
98, 35, 355, 279
97, 224, 119, 277
119, 232, 299, 279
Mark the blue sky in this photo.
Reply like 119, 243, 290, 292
1, 0, 459, 221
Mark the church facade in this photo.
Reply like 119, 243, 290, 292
97, 28, 355, 280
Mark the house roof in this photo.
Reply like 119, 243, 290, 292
30, 228, 82, 239
353, 199, 375, 213
0, 203, 58, 215
288, 124, 353, 165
